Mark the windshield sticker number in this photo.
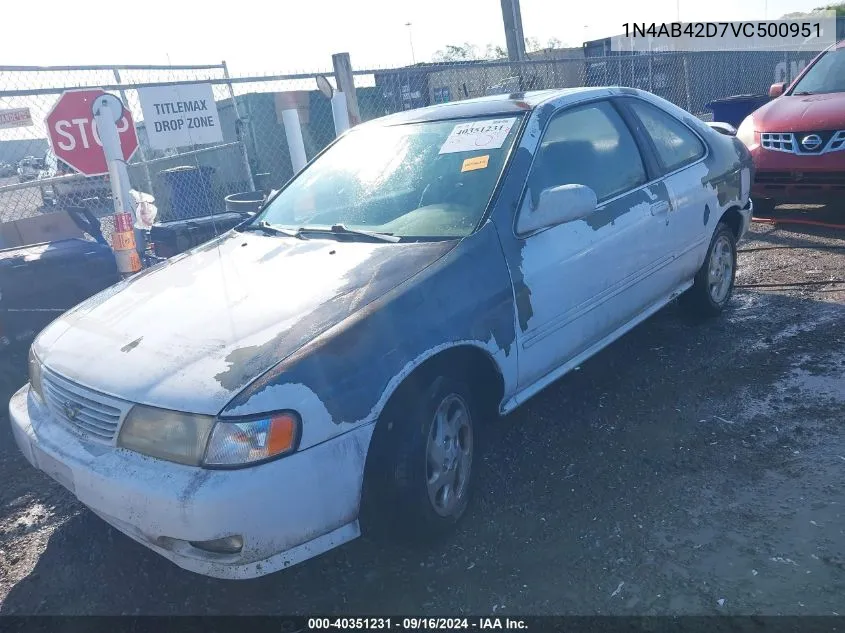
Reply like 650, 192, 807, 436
439, 118, 516, 154
461, 155, 490, 172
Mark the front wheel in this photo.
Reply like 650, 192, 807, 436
364, 375, 477, 540
682, 222, 737, 317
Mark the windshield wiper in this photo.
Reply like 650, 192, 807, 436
242, 221, 306, 239
298, 224, 400, 243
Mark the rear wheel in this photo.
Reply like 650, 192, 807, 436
682, 222, 737, 317
363, 374, 478, 540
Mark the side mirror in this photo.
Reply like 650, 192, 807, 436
707, 121, 737, 136
517, 184, 598, 234
768, 82, 785, 98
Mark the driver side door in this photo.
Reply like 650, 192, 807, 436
511, 99, 674, 391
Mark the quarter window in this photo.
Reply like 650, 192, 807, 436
525, 100, 647, 207
627, 100, 705, 172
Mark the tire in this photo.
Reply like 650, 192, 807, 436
363, 373, 478, 541
682, 221, 737, 317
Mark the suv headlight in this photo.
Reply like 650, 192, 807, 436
28, 347, 44, 402
118, 406, 300, 468
736, 116, 757, 149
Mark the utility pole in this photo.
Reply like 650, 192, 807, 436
499, 0, 526, 62
406, 22, 416, 65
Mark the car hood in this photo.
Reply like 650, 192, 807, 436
35, 231, 456, 414
752, 92, 845, 131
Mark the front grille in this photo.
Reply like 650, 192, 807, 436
41, 371, 130, 442
760, 130, 845, 155
760, 133, 796, 153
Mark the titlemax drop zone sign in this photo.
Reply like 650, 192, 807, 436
138, 83, 223, 150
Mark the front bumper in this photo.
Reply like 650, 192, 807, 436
10, 384, 374, 579
750, 145, 845, 204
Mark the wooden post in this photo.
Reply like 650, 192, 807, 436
332, 53, 361, 126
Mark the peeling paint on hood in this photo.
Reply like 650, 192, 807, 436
33, 231, 456, 414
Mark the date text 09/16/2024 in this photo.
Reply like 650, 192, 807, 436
307, 617, 529, 630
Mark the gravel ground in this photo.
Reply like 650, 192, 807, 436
0, 209, 843, 615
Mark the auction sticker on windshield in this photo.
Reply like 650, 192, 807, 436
439, 117, 516, 154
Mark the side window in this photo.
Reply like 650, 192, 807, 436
526, 100, 647, 206
626, 100, 705, 172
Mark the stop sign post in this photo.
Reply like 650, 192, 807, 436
46, 89, 138, 176
46, 89, 143, 275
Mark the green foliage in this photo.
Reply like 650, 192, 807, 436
433, 37, 568, 62
781, 2, 844, 17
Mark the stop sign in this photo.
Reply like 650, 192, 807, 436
46, 89, 139, 176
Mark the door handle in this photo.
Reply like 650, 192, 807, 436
650, 201, 670, 216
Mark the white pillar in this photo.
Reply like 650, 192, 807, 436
281, 108, 307, 174
331, 92, 350, 136
93, 96, 134, 220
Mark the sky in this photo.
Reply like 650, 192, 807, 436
0, 0, 829, 75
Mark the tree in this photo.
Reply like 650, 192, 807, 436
781, 2, 844, 17
484, 44, 508, 59
432, 43, 480, 62
432, 36, 570, 62
525, 36, 567, 53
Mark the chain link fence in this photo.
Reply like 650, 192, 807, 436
0, 48, 821, 248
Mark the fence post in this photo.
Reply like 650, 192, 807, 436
332, 53, 361, 126
683, 55, 693, 113
648, 50, 653, 92
222, 60, 256, 192
112, 68, 154, 196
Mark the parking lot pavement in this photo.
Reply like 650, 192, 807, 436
0, 218, 843, 615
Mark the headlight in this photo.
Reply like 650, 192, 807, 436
736, 116, 757, 149
28, 347, 44, 402
118, 405, 216, 466
204, 412, 300, 468
117, 406, 300, 468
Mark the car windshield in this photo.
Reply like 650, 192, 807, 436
791, 47, 845, 95
252, 115, 523, 240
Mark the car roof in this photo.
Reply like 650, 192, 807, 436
370, 87, 620, 126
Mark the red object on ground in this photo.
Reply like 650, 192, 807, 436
751, 216, 845, 230
46, 89, 138, 177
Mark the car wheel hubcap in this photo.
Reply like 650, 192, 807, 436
426, 394, 473, 518
707, 235, 734, 304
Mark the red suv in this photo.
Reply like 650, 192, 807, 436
736, 40, 845, 213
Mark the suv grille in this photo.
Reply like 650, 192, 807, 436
41, 371, 131, 442
761, 130, 845, 155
